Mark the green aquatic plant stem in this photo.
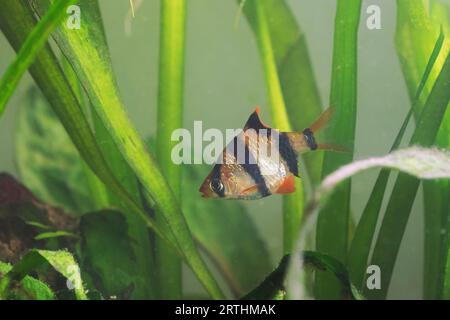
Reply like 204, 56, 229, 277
0, 0, 77, 115
254, 1, 303, 254
155, 0, 186, 299
315, 0, 362, 299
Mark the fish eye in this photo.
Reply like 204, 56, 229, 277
210, 179, 224, 193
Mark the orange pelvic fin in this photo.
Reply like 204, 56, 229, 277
275, 175, 296, 194
241, 184, 259, 195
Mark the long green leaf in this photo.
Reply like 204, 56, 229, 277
315, 0, 362, 299
240, 0, 324, 186
31, 0, 223, 299
250, 0, 303, 254
0, 0, 77, 113
366, 51, 450, 299
0, 249, 87, 300
155, 0, 186, 299
348, 29, 445, 289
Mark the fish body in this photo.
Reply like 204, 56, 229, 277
199, 107, 334, 199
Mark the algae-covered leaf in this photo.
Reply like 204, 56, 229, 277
183, 165, 272, 298
0, 249, 86, 300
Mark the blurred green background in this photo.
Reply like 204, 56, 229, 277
1, 0, 442, 298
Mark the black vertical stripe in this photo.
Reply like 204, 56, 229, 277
242, 142, 271, 197
302, 128, 318, 150
279, 132, 299, 177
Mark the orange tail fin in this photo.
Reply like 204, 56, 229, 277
317, 143, 351, 153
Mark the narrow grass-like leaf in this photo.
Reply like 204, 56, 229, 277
240, 0, 324, 186
0, 0, 77, 113
251, 0, 303, 253
315, 0, 362, 299
366, 51, 450, 299
348, 30, 445, 289
0, 249, 86, 300
287, 147, 450, 299
154, 0, 186, 299
31, 0, 224, 298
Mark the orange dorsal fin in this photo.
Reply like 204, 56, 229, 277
244, 106, 271, 131
309, 107, 333, 133
275, 175, 296, 194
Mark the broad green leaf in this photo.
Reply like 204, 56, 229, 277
315, 0, 362, 299
0, 261, 55, 300
154, 0, 187, 298
79, 210, 151, 299
183, 165, 272, 298
31, 0, 223, 298
287, 147, 450, 299
0, 249, 87, 300
348, 29, 446, 289
240, 0, 324, 186
244, 251, 363, 300
0, 0, 77, 113
16, 87, 95, 214
367, 51, 450, 299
